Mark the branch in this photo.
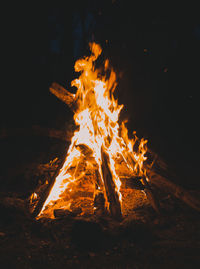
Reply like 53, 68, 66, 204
0, 126, 72, 142
149, 171, 200, 212
49, 82, 77, 110
101, 146, 122, 220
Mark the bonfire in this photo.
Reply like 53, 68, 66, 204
30, 43, 200, 220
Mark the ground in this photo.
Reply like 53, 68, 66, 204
0, 135, 199, 269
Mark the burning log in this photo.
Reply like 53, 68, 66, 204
149, 172, 200, 212
101, 146, 122, 220
144, 152, 200, 212
141, 176, 160, 213
31, 157, 66, 218
49, 82, 77, 110
121, 176, 145, 190
121, 176, 160, 213
54, 208, 82, 218
94, 191, 107, 216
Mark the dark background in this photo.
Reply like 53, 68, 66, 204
2, 1, 200, 188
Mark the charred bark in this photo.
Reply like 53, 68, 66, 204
0, 125, 71, 142
120, 176, 145, 190
101, 146, 122, 221
142, 176, 161, 213
149, 172, 200, 212
54, 208, 82, 219
94, 191, 107, 216
31, 157, 66, 218
49, 82, 77, 110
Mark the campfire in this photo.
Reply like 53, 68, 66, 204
30, 42, 200, 220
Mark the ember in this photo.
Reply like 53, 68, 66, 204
30, 42, 150, 220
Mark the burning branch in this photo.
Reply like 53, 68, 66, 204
101, 146, 122, 220
49, 82, 77, 110
31, 158, 66, 218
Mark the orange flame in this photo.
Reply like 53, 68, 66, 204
36, 43, 148, 218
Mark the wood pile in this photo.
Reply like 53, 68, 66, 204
27, 83, 200, 220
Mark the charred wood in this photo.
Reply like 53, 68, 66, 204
101, 146, 122, 221
0, 125, 71, 142
49, 82, 77, 110
54, 208, 82, 219
120, 176, 145, 190
75, 144, 93, 157
149, 172, 200, 212
31, 157, 66, 218
142, 176, 160, 213
0, 197, 26, 213
94, 191, 108, 217
0, 197, 31, 225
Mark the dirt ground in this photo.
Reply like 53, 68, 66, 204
0, 136, 199, 269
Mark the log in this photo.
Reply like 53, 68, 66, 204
93, 167, 108, 216
0, 197, 26, 213
94, 191, 108, 216
149, 171, 200, 212
120, 176, 145, 190
49, 82, 77, 110
31, 156, 66, 218
101, 146, 122, 220
0, 197, 32, 224
0, 125, 72, 142
141, 176, 160, 213
145, 151, 200, 212
54, 208, 82, 218
75, 144, 93, 157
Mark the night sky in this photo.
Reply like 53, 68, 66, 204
2, 1, 200, 187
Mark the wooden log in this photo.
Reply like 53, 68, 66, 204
145, 153, 200, 212
0, 125, 72, 142
31, 156, 66, 218
120, 176, 145, 190
75, 144, 93, 157
101, 146, 122, 220
49, 82, 77, 110
1, 197, 26, 213
93, 167, 108, 216
141, 176, 160, 213
149, 171, 200, 212
54, 208, 82, 218
93, 191, 108, 216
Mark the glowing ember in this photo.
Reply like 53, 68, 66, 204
33, 43, 148, 219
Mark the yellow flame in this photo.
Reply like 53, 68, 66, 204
37, 43, 148, 218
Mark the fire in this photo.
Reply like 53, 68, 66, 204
34, 43, 148, 219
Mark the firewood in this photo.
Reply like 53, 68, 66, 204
54, 209, 74, 218
120, 176, 145, 190
142, 176, 160, 213
0, 197, 31, 223
149, 172, 200, 212
144, 151, 200, 212
1, 197, 26, 213
54, 208, 82, 218
94, 191, 108, 216
101, 146, 122, 220
75, 144, 93, 157
93, 167, 108, 216
49, 82, 77, 110
31, 157, 66, 218
0, 125, 71, 142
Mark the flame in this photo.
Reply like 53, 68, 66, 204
35, 43, 148, 218
30, 192, 37, 203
